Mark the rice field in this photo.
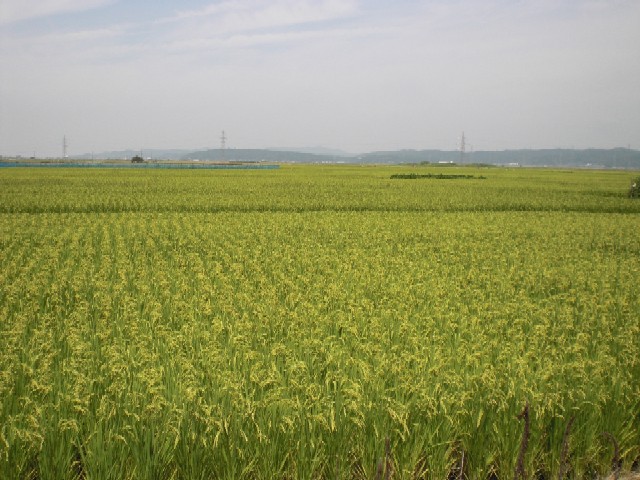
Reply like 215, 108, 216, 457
1, 165, 639, 479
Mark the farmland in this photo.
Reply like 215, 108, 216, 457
1, 165, 639, 479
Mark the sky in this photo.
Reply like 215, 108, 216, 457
1, 0, 639, 157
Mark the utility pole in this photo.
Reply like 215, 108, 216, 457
459, 131, 466, 164
220, 130, 227, 160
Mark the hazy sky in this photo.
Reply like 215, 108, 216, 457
1, 0, 639, 156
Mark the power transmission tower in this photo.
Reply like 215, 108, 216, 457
63, 135, 68, 158
220, 130, 227, 160
459, 131, 466, 164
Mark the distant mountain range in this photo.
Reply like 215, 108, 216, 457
74, 147, 640, 169
266, 146, 355, 157
354, 148, 640, 168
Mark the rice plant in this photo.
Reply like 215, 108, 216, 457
0, 165, 639, 479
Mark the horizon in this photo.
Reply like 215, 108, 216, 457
2, 1, 640, 157
3, 145, 639, 161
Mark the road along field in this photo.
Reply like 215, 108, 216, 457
1, 165, 639, 479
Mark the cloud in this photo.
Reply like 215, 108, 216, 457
162, 0, 359, 34
0, 23, 130, 66
0, 0, 363, 65
164, 24, 383, 53
0, 0, 115, 24
174, 0, 357, 25
150, 0, 364, 60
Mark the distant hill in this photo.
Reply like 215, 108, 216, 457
182, 148, 346, 163
75, 147, 640, 168
356, 148, 640, 168
267, 147, 355, 157
481, 148, 640, 168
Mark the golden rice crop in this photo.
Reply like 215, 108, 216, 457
0, 165, 639, 479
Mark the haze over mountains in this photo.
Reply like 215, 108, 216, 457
69, 147, 640, 169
